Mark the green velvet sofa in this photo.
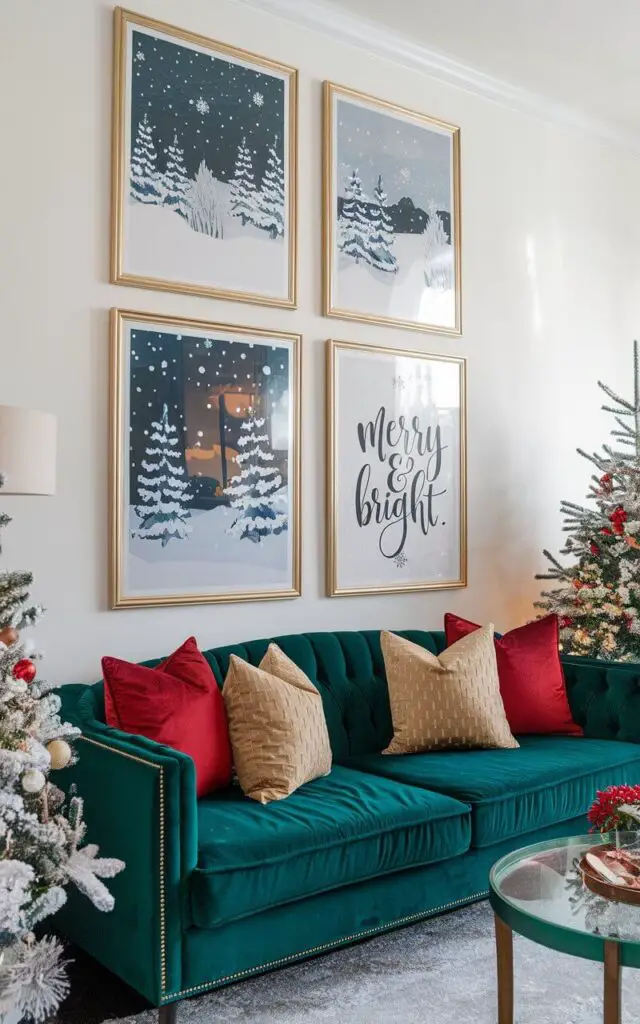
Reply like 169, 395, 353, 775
54, 629, 640, 1022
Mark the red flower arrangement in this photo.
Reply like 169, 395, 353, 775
588, 784, 640, 833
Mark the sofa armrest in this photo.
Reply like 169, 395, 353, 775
562, 655, 640, 743
54, 695, 198, 1006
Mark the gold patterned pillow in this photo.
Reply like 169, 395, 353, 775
381, 627, 518, 754
222, 644, 332, 804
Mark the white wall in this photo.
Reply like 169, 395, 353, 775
1, 0, 639, 684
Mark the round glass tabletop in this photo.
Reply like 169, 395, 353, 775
490, 833, 640, 966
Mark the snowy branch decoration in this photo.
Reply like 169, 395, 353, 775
0, 476, 124, 1022
130, 114, 162, 206
537, 341, 640, 660
224, 415, 288, 543
132, 404, 192, 547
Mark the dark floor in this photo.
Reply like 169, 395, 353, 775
50, 942, 150, 1024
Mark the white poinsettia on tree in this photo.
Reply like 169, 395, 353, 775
0, 475, 124, 1023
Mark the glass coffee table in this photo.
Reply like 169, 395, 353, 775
490, 833, 640, 1024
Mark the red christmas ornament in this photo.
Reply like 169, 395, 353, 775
590, 542, 600, 556
12, 659, 36, 684
610, 505, 627, 535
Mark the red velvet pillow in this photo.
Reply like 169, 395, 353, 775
102, 636, 232, 796
444, 613, 582, 736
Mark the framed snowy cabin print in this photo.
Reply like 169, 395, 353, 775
326, 340, 466, 597
110, 309, 301, 608
323, 83, 461, 335
111, 9, 297, 307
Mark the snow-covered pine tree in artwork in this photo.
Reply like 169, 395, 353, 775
130, 113, 162, 205
255, 137, 285, 239
536, 342, 640, 661
188, 160, 225, 238
132, 404, 192, 547
338, 170, 374, 266
369, 174, 398, 273
230, 137, 259, 227
162, 133, 190, 219
423, 201, 452, 290
224, 414, 287, 543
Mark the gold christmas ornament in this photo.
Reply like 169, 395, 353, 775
0, 625, 19, 647
22, 769, 46, 794
47, 739, 72, 770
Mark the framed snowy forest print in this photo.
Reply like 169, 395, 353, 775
323, 83, 461, 335
110, 309, 301, 608
111, 9, 297, 307
327, 340, 466, 597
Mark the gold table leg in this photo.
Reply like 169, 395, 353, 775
604, 940, 621, 1024
495, 913, 514, 1024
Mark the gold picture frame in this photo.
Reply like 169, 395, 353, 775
323, 82, 462, 336
110, 309, 302, 608
112, 8, 298, 308
326, 339, 467, 597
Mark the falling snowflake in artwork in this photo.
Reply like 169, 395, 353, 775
394, 552, 408, 569
203, 339, 213, 349
134, 48, 145, 62
195, 97, 210, 115
398, 167, 411, 183
392, 375, 406, 391
252, 92, 264, 107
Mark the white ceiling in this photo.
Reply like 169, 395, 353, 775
316, 0, 640, 146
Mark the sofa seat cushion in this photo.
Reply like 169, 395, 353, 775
347, 736, 640, 849
190, 765, 471, 929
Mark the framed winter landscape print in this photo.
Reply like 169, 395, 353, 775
327, 340, 466, 597
112, 9, 297, 307
323, 83, 461, 335
110, 309, 301, 608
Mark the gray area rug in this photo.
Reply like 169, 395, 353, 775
106, 901, 640, 1023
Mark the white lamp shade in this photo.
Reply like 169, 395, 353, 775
0, 406, 57, 495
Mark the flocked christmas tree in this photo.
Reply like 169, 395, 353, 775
338, 170, 373, 266
229, 137, 259, 227
537, 342, 640, 660
162, 133, 189, 219
224, 413, 288, 543
255, 138, 285, 239
0, 476, 124, 1022
130, 114, 162, 205
132, 404, 192, 547
369, 174, 398, 273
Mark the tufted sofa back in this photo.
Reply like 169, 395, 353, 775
196, 629, 446, 761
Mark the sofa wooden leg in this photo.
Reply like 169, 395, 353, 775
159, 1004, 178, 1024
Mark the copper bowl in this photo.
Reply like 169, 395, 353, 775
580, 844, 640, 906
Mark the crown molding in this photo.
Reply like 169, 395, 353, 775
235, 0, 640, 154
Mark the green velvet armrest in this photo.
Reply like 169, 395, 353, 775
53, 685, 198, 1007
562, 655, 640, 743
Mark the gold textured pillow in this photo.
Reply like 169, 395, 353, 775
381, 627, 518, 754
222, 644, 332, 804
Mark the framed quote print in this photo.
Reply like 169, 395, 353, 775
327, 339, 466, 597
324, 82, 461, 335
110, 309, 301, 608
112, 8, 298, 307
